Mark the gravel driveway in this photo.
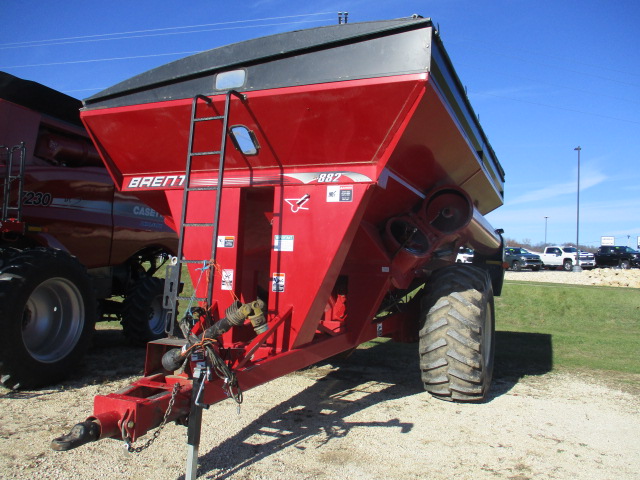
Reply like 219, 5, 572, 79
1, 269, 639, 480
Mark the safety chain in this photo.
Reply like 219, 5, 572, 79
124, 382, 181, 453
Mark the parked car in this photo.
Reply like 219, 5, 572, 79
537, 245, 594, 270
504, 247, 543, 271
456, 247, 474, 263
578, 250, 596, 269
595, 245, 640, 269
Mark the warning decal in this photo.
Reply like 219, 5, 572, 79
217, 236, 235, 248
327, 185, 353, 202
221, 269, 234, 290
274, 235, 294, 252
272, 273, 285, 292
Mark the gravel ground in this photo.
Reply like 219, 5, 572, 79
505, 266, 640, 288
1, 268, 639, 480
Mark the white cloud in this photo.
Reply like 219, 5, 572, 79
506, 162, 606, 206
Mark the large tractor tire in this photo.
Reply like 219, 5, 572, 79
0, 247, 21, 268
0, 248, 97, 389
418, 264, 495, 402
121, 276, 166, 345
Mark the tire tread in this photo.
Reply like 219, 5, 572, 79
418, 264, 495, 403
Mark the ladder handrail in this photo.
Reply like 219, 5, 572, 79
164, 91, 245, 335
0, 145, 8, 221
206, 89, 246, 306
1, 143, 26, 223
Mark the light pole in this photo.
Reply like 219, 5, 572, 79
573, 146, 582, 272
544, 216, 548, 246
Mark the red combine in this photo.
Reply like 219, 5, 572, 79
0, 72, 178, 390
53, 16, 506, 477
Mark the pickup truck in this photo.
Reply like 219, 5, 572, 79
504, 247, 543, 271
456, 247, 474, 263
594, 246, 640, 269
536, 245, 595, 271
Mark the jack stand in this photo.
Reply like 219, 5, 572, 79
185, 368, 206, 480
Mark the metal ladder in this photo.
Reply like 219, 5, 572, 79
163, 90, 246, 336
0, 143, 26, 224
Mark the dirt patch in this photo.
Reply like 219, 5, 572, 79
1, 327, 639, 480
505, 267, 640, 288
1, 270, 639, 479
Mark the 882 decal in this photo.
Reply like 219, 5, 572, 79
22, 191, 53, 207
316, 172, 342, 183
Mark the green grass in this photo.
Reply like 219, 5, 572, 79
495, 281, 640, 375
96, 263, 196, 331
98, 267, 639, 384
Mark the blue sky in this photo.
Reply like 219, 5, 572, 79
2, 0, 639, 248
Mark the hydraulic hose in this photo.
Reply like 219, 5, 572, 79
203, 298, 266, 338
161, 298, 267, 372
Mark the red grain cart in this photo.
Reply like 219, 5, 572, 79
54, 16, 506, 476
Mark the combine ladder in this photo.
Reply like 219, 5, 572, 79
161, 90, 245, 480
0, 143, 26, 229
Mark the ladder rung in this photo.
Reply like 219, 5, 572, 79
189, 151, 221, 157
182, 223, 215, 227
177, 295, 208, 302
179, 259, 212, 264
194, 115, 224, 122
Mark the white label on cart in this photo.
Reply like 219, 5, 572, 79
274, 235, 294, 252
217, 236, 235, 248
327, 185, 353, 202
221, 269, 234, 290
272, 273, 285, 292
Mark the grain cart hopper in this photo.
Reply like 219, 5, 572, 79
52, 16, 506, 476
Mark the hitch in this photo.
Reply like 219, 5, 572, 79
51, 370, 192, 454
51, 420, 100, 451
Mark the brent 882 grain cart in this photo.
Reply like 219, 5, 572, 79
53, 16, 506, 477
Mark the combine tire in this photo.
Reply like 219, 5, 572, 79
121, 276, 166, 345
418, 264, 495, 402
0, 248, 96, 389
0, 247, 20, 269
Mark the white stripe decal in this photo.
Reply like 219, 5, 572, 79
381, 169, 426, 199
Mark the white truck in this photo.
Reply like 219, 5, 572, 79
536, 245, 595, 271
